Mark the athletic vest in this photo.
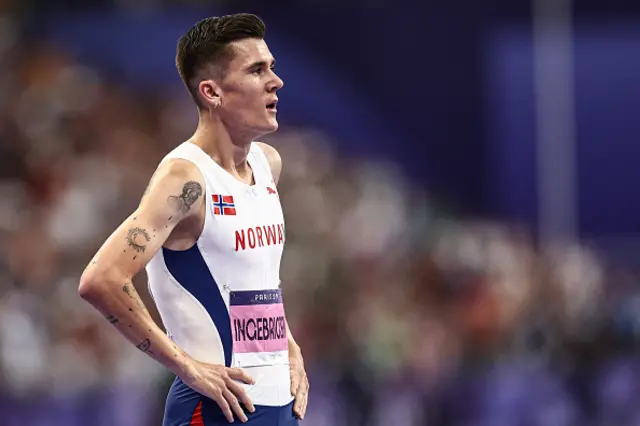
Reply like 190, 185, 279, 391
146, 141, 292, 407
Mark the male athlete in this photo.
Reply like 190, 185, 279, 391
78, 13, 309, 425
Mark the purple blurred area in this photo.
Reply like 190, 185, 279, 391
1, 1, 640, 425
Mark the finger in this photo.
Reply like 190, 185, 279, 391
302, 393, 308, 419
294, 379, 309, 420
224, 389, 248, 423
227, 367, 255, 385
293, 392, 304, 419
226, 378, 255, 413
211, 391, 234, 423
294, 392, 308, 420
290, 372, 299, 396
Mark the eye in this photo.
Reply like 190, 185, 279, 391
251, 68, 262, 75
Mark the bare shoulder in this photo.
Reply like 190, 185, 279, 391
151, 158, 204, 185
81, 158, 206, 283
254, 142, 282, 184
141, 158, 206, 220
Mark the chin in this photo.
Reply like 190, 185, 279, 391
246, 117, 279, 139
261, 119, 279, 133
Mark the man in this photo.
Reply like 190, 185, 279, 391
78, 13, 309, 425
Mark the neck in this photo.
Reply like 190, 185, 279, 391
189, 111, 253, 173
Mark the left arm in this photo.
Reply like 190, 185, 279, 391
256, 141, 308, 419
255, 141, 282, 184
285, 322, 302, 359
256, 141, 296, 347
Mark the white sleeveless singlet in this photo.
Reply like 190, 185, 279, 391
145, 141, 292, 407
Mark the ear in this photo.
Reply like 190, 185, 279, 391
198, 79, 222, 108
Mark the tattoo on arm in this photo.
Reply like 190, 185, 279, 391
105, 314, 119, 325
168, 181, 202, 213
136, 339, 151, 353
126, 227, 151, 253
123, 283, 147, 310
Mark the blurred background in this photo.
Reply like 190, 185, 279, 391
1, 0, 640, 425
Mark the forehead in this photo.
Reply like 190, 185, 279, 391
227, 38, 274, 68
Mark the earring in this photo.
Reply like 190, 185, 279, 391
212, 98, 221, 109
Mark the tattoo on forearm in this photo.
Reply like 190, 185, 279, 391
168, 181, 202, 213
126, 227, 151, 252
105, 314, 119, 325
136, 339, 151, 353
123, 283, 147, 310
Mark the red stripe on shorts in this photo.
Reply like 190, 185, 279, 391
190, 401, 204, 426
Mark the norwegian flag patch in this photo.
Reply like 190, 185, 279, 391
212, 194, 236, 216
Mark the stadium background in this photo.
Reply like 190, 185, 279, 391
1, 0, 640, 425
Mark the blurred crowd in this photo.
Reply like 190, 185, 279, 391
2, 7, 640, 426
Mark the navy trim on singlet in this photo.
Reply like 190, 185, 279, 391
163, 244, 233, 367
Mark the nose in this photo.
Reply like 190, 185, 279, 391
268, 72, 284, 92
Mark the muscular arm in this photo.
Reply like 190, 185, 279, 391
78, 159, 205, 376
257, 141, 309, 418
255, 142, 300, 351
255, 142, 282, 185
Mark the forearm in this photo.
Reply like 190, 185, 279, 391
79, 276, 189, 376
286, 321, 301, 354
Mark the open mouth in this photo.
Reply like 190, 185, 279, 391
266, 101, 278, 111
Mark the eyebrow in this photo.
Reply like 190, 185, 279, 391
247, 59, 276, 70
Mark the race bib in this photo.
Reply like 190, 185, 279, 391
229, 289, 289, 367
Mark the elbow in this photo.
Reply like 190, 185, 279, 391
78, 272, 100, 301
78, 269, 112, 301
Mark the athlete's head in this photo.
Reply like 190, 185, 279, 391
176, 13, 283, 137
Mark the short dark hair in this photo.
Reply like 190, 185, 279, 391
176, 13, 266, 106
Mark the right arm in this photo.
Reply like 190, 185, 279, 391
79, 159, 201, 374
78, 159, 254, 423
